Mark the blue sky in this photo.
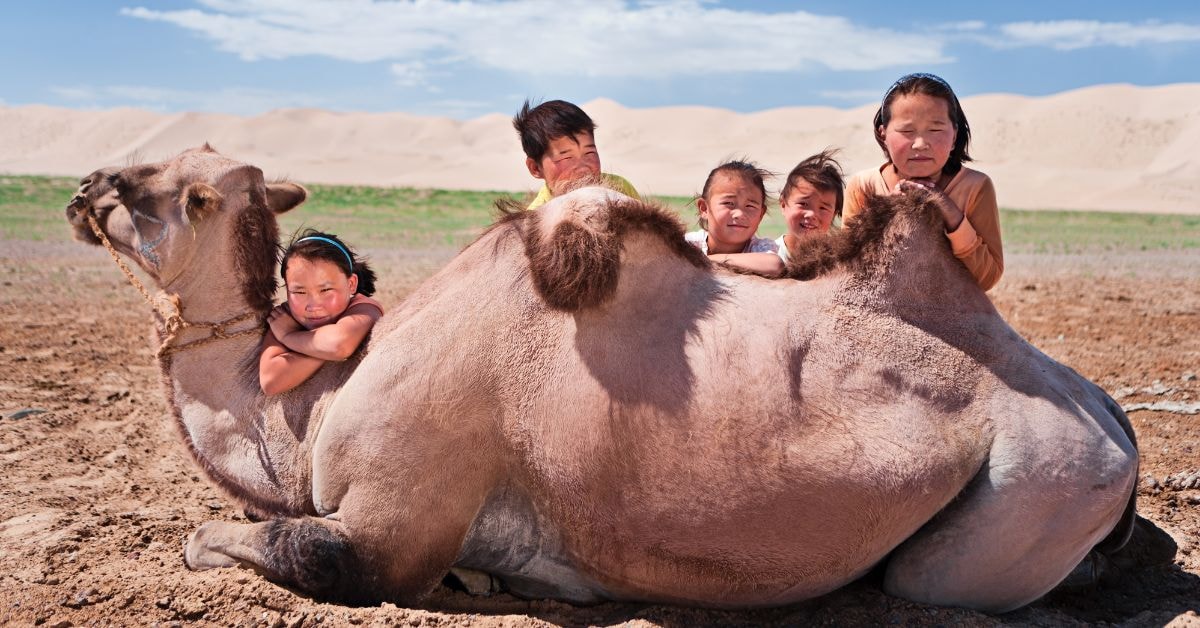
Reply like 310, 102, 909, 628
4, 1, 1199, 118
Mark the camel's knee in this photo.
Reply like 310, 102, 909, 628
260, 518, 362, 601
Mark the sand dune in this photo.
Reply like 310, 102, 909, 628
3, 83, 1199, 213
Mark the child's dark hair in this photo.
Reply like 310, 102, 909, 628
873, 73, 972, 177
513, 99, 597, 162
280, 229, 377, 296
695, 160, 772, 230
780, 149, 846, 217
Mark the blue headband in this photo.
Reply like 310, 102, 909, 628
882, 72, 953, 106
295, 236, 353, 272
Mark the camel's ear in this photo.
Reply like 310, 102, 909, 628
266, 182, 307, 214
182, 182, 223, 220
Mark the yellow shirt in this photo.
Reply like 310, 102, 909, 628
526, 173, 641, 210
844, 164, 1004, 291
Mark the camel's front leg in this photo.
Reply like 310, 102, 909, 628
186, 517, 363, 601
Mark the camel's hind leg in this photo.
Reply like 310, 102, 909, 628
883, 405, 1137, 612
186, 517, 365, 602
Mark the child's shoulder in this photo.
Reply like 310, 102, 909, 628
947, 166, 994, 194
347, 294, 384, 315
601, 173, 640, 199
847, 165, 887, 191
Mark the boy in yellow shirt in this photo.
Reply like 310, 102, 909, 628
512, 99, 640, 209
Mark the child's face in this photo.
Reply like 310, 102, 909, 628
879, 92, 956, 180
284, 256, 358, 330
527, 131, 602, 196
781, 179, 837, 239
698, 171, 765, 253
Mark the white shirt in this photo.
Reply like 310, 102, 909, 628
685, 230, 778, 255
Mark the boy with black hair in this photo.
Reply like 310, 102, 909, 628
512, 99, 639, 209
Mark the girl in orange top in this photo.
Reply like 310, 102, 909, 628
259, 230, 384, 395
844, 73, 1003, 291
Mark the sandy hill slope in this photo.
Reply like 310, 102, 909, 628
2, 83, 1198, 213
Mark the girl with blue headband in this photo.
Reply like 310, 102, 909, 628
259, 229, 383, 395
843, 73, 1004, 291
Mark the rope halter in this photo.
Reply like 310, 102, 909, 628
85, 210, 262, 364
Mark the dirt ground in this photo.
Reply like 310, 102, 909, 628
1, 241, 1197, 627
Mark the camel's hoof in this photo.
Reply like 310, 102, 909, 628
1059, 550, 1108, 589
445, 567, 503, 597
184, 522, 239, 570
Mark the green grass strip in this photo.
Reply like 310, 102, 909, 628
3, 175, 1196, 253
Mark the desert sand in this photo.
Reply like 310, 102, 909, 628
2, 82, 1199, 214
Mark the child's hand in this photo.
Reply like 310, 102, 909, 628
267, 304, 302, 339
896, 178, 965, 232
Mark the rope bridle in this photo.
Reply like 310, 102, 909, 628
85, 211, 262, 364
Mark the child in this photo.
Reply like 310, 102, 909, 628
512, 99, 640, 209
843, 72, 1003, 290
776, 150, 845, 264
259, 230, 384, 396
685, 160, 782, 275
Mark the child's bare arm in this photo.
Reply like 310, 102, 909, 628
258, 331, 327, 396
273, 302, 383, 361
710, 252, 785, 277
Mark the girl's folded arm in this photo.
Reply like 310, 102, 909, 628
258, 331, 328, 396
275, 302, 383, 361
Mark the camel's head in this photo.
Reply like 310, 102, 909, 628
66, 145, 307, 296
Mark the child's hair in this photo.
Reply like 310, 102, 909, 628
873, 73, 973, 177
694, 160, 773, 231
512, 99, 597, 162
780, 149, 846, 217
280, 229, 377, 296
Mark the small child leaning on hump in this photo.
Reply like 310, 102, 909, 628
512, 99, 640, 209
684, 160, 783, 275
259, 230, 384, 396
775, 150, 845, 264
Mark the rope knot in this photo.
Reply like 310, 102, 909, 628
85, 211, 263, 363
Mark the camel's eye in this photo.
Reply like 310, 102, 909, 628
106, 173, 123, 189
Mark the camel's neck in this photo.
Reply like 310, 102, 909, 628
157, 244, 317, 517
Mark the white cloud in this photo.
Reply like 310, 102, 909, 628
817, 89, 880, 104
51, 86, 97, 101
390, 61, 433, 89
50, 84, 330, 115
989, 20, 1200, 50
940, 20, 985, 32
121, 0, 949, 80
410, 98, 495, 118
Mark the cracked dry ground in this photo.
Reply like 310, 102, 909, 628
1, 243, 1197, 627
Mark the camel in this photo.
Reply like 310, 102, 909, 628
64, 146, 1138, 613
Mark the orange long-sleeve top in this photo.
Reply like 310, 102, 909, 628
844, 164, 1004, 291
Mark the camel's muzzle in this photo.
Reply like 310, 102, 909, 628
65, 169, 120, 242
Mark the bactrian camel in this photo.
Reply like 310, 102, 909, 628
64, 146, 1137, 613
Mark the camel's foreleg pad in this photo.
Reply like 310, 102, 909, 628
186, 517, 366, 602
